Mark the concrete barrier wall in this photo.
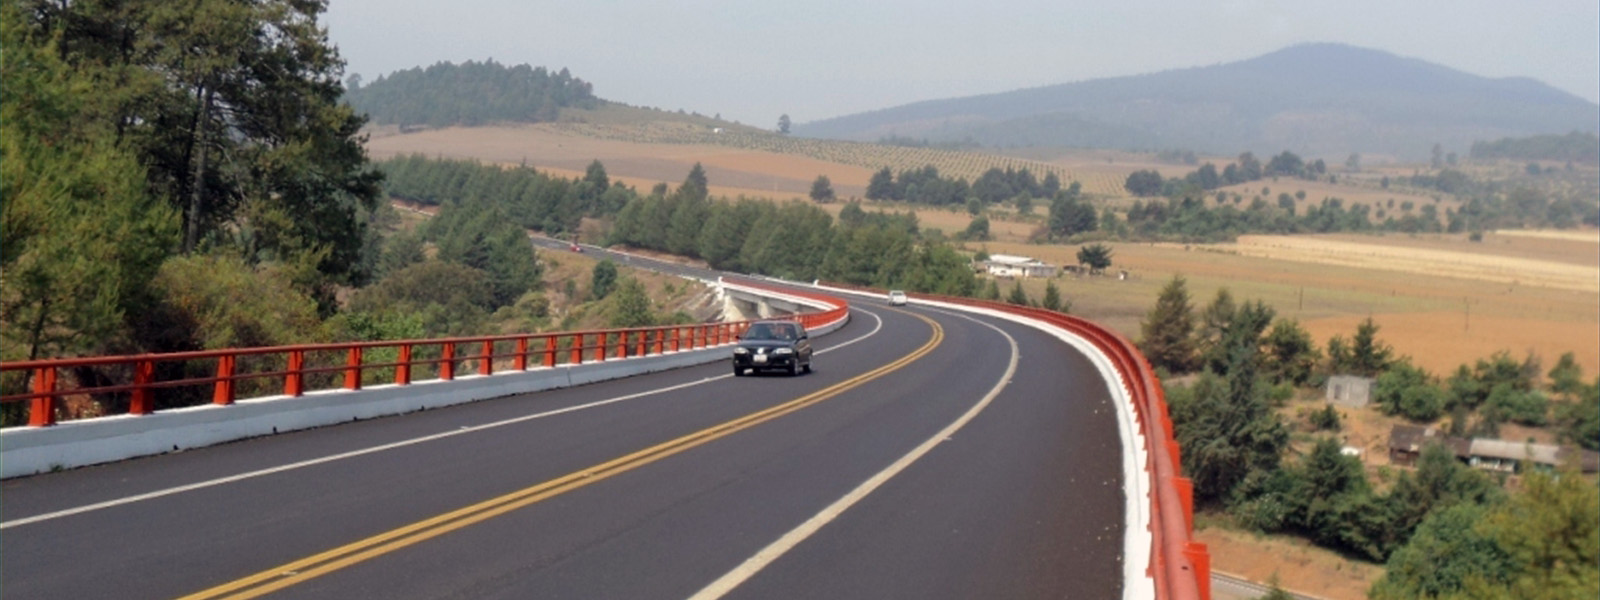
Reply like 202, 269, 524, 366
1, 284, 849, 479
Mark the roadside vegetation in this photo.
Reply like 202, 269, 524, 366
1140, 276, 1599, 598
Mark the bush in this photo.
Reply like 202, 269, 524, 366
1310, 404, 1342, 431
1482, 383, 1549, 426
1374, 360, 1445, 421
150, 254, 324, 350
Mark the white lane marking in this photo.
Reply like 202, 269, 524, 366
689, 309, 1020, 600
1, 309, 886, 530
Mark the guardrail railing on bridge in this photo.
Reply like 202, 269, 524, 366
0, 279, 848, 428
818, 282, 1209, 600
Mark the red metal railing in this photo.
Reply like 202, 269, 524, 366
821, 282, 1209, 600
1, 279, 848, 428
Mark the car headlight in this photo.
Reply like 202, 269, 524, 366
733, 347, 749, 355
774, 347, 794, 355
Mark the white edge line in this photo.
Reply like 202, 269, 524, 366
689, 308, 1021, 600
0, 309, 885, 530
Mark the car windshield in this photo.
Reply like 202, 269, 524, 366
744, 323, 795, 341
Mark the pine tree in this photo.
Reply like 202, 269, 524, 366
1006, 281, 1029, 306
1140, 275, 1198, 373
1042, 280, 1063, 312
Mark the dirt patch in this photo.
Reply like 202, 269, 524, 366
1198, 526, 1385, 600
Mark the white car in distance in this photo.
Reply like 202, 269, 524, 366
887, 290, 908, 306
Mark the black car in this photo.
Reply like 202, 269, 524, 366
731, 320, 813, 376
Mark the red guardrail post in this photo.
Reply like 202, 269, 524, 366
543, 335, 556, 368
216, 354, 238, 404
597, 333, 608, 362
28, 367, 56, 426
651, 330, 663, 355
1186, 542, 1211, 600
440, 343, 456, 380
479, 340, 494, 376
618, 332, 630, 359
283, 351, 303, 397
515, 337, 529, 371
396, 344, 412, 385
636, 330, 647, 356
570, 334, 583, 365
671, 328, 681, 352
129, 360, 155, 415
344, 347, 363, 391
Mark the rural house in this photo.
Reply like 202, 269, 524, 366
1386, 425, 1599, 473
982, 254, 1057, 278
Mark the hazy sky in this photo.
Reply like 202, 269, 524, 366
324, 0, 1599, 127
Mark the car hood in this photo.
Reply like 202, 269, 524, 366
737, 340, 796, 350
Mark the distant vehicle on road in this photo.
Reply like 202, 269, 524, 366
569, 243, 583, 252
887, 290, 908, 306
732, 320, 812, 376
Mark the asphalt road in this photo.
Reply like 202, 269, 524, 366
2, 249, 1127, 599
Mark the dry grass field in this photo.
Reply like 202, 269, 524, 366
973, 231, 1600, 377
1199, 527, 1385, 600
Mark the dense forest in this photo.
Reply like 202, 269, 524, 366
1141, 278, 1600, 599
344, 60, 600, 127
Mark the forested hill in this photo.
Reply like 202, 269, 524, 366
345, 60, 600, 127
796, 43, 1599, 160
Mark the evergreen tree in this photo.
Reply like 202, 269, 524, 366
584, 160, 610, 192
1261, 319, 1321, 385
591, 260, 619, 300
866, 167, 897, 200
1006, 281, 1029, 306
608, 278, 654, 328
1042, 280, 1063, 312
1140, 275, 1198, 373
809, 175, 836, 203
1349, 317, 1394, 376
2, 9, 179, 359
1076, 243, 1113, 273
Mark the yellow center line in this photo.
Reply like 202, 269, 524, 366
181, 313, 944, 600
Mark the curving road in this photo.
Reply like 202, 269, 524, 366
1, 249, 1127, 599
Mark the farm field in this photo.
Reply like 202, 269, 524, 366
366, 124, 873, 200
973, 231, 1600, 377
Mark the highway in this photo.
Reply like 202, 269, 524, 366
1, 243, 1128, 599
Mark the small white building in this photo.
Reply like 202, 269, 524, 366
1325, 375, 1373, 408
983, 254, 1057, 278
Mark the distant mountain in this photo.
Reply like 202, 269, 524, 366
796, 44, 1599, 160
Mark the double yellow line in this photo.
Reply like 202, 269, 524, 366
183, 312, 943, 600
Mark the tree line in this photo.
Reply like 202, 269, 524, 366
1470, 132, 1599, 165
1138, 277, 1599, 598
380, 155, 983, 296
344, 59, 599, 128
